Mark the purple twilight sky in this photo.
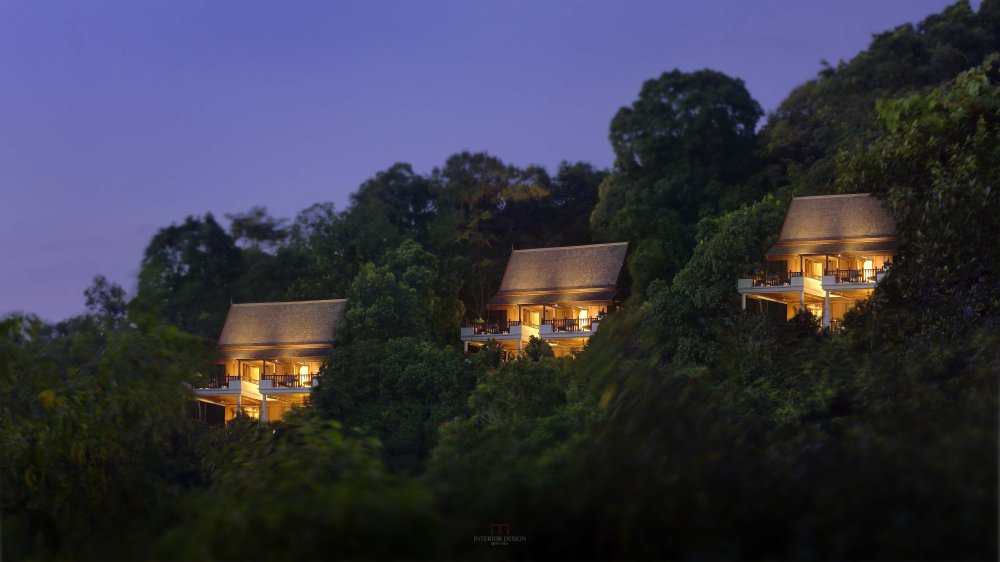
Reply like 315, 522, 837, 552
0, 0, 964, 322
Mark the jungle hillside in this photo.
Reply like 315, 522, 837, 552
2, 2, 999, 560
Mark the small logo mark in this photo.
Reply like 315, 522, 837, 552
472, 523, 526, 547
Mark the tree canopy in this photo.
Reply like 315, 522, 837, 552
591, 69, 764, 293
4, 4, 999, 559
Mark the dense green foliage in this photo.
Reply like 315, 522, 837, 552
155, 413, 437, 561
2, 3, 998, 560
424, 356, 597, 557
0, 305, 207, 559
760, 0, 1000, 195
134, 214, 243, 339
313, 337, 473, 473
592, 69, 764, 293
841, 56, 1000, 337
525, 57, 1000, 561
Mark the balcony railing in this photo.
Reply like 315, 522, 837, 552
543, 318, 597, 333
201, 374, 241, 389
463, 320, 521, 335
262, 373, 317, 389
826, 268, 882, 284
748, 270, 823, 287
750, 271, 791, 287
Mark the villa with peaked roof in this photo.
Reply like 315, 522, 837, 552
461, 242, 628, 359
192, 298, 346, 423
737, 193, 897, 329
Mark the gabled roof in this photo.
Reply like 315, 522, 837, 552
489, 242, 628, 306
767, 193, 897, 256
216, 299, 347, 351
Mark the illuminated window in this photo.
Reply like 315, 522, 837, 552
299, 365, 309, 376
805, 303, 823, 319
230, 405, 259, 420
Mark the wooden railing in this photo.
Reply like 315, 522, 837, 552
750, 271, 791, 287
544, 318, 597, 333
463, 320, 521, 335
827, 268, 881, 284
748, 271, 822, 286
202, 374, 240, 389
262, 373, 316, 389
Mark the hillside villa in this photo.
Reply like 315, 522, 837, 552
192, 299, 346, 424
190, 200, 891, 424
461, 242, 628, 359
737, 193, 897, 329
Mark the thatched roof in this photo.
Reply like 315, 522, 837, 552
488, 242, 627, 306
767, 193, 897, 256
488, 290, 619, 306
215, 299, 346, 359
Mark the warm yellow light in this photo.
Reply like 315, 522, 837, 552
236, 406, 259, 419
299, 365, 308, 376
806, 303, 823, 319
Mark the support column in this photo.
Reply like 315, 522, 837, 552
799, 291, 805, 315
741, 294, 746, 311
518, 338, 523, 360
260, 396, 268, 422
237, 393, 242, 415
822, 292, 831, 328
463, 340, 469, 353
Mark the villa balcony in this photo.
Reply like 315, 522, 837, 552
742, 271, 823, 287
258, 373, 319, 391
199, 374, 242, 389
821, 267, 888, 291
197, 372, 262, 390
539, 317, 600, 338
460, 320, 539, 342
192, 374, 262, 402
824, 268, 886, 283
738, 271, 825, 300
463, 320, 522, 335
